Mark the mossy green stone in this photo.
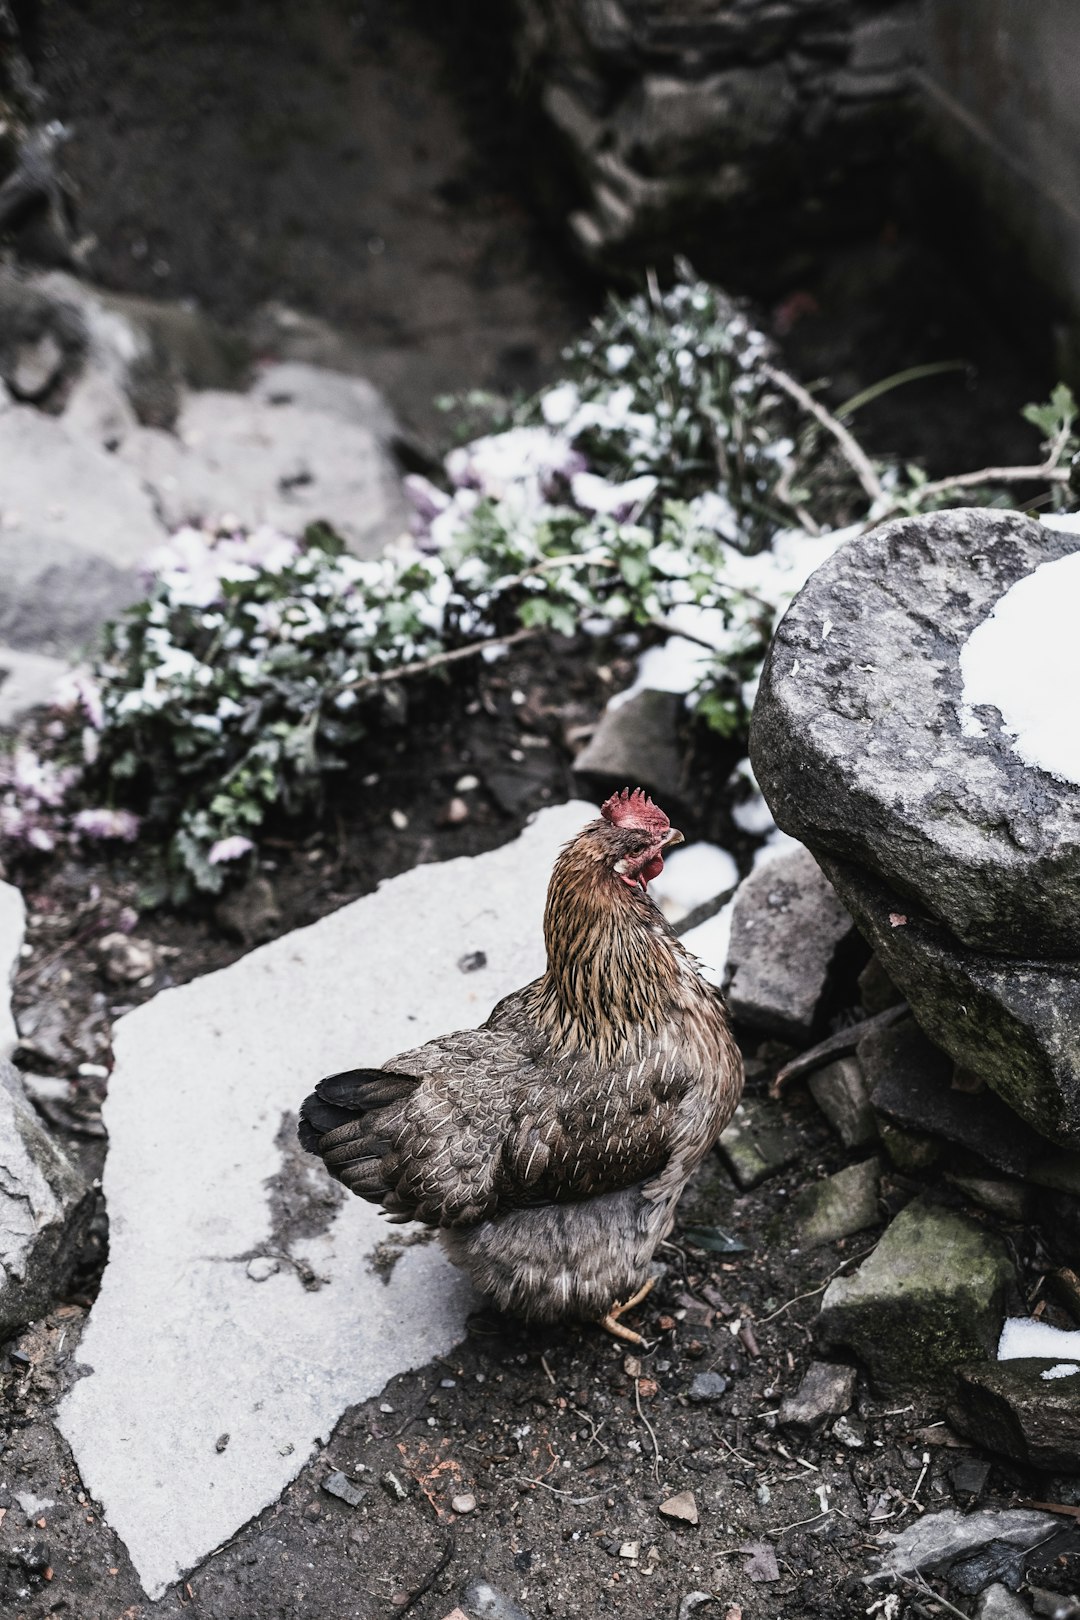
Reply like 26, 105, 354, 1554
818, 1199, 1014, 1396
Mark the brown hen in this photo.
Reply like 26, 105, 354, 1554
298, 788, 743, 1343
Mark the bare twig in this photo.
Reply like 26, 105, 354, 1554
335, 626, 540, 696
867, 460, 1071, 529
763, 364, 886, 506
513, 1476, 606, 1504
757, 1244, 879, 1324
634, 1377, 663, 1485
398, 1530, 456, 1614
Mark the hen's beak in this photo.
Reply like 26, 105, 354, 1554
662, 827, 685, 850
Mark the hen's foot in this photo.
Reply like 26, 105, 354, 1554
598, 1276, 656, 1346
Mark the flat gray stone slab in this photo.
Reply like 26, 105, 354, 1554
56, 802, 593, 1599
751, 509, 1080, 957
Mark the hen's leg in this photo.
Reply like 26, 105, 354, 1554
599, 1276, 656, 1345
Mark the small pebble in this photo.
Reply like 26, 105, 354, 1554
215, 1433, 230, 1454
659, 1490, 699, 1526
688, 1371, 728, 1403
323, 1469, 367, 1508
382, 1470, 408, 1502
452, 1492, 477, 1514
455, 774, 480, 792
443, 796, 469, 825
458, 950, 488, 974
390, 809, 409, 830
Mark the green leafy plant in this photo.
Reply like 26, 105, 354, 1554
2, 268, 1075, 901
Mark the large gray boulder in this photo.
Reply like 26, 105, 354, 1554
751, 509, 1080, 959
0, 1059, 91, 1337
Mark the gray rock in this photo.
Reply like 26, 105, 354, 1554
717, 1097, 802, 1189
808, 1055, 878, 1148
751, 508, 1080, 958
572, 688, 686, 804
824, 854, 1080, 1149
790, 1158, 880, 1249
462, 1580, 534, 1620
0, 268, 243, 444
869, 1506, 1062, 1587
859, 1015, 1047, 1175
688, 1371, 728, 1403
778, 1360, 856, 1430
0, 644, 70, 725
0, 880, 25, 1060
322, 1469, 367, 1508
55, 802, 593, 1599
818, 1199, 1015, 1396
725, 843, 856, 1043
951, 1358, 1080, 1473
0, 1059, 92, 1337
117, 389, 407, 559
0, 406, 164, 656
974, 1583, 1035, 1620
249, 361, 398, 445
949, 1175, 1031, 1224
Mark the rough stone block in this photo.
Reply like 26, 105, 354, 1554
572, 688, 686, 805
0, 1060, 92, 1337
725, 842, 856, 1042
818, 1199, 1015, 1396
859, 1015, 1047, 1175
717, 1096, 802, 1188
778, 1360, 856, 1429
951, 1358, 1080, 1473
790, 1157, 880, 1248
807, 1054, 877, 1147
824, 853, 1080, 1150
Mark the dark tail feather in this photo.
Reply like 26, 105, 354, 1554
297, 1067, 417, 1156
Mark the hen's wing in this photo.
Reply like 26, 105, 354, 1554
299, 991, 692, 1227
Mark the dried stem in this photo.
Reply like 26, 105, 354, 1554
763, 364, 886, 506
335, 626, 540, 696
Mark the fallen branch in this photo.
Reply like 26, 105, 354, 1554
336, 625, 540, 696
764, 364, 886, 507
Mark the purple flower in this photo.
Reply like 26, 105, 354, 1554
208, 834, 254, 864
73, 808, 141, 842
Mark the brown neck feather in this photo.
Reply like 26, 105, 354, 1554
528, 830, 698, 1059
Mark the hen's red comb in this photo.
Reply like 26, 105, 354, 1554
600, 787, 671, 834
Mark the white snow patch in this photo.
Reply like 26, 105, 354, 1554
649, 842, 738, 923
1042, 1362, 1080, 1380
999, 1316, 1080, 1362
959, 548, 1080, 785
1042, 512, 1080, 535
681, 899, 736, 987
